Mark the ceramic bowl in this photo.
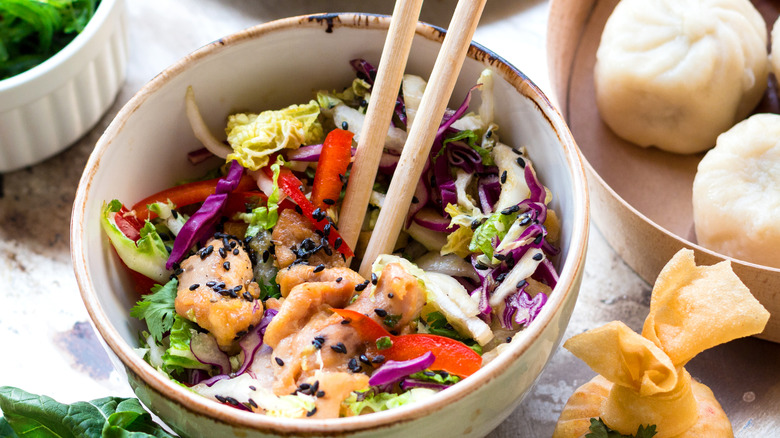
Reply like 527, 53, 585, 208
0, 0, 127, 173
71, 13, 589, 437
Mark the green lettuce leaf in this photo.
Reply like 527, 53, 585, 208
469, 208, 519, 259
130, 278, 178, 342
100, 200, 171, 283
226, 101, 323, 170
161, 315, 210, 375
0, 386, 173, 438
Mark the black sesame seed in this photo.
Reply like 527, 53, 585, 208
533, 234, 543, 245
229, 240, 237, 249
516, 157, 526, 168
323, 223, 332, 236
387, 293, 394, 299
217, 282, 225, 289
223, 261, 230, 270
516, 279, 527, 289
310, 381, 320, 394
520, 214, 532, 226
347, 358, 361, 373
341, 121, 349, 130
423, 370, 436, 377
330, 342, 347, 354
355, 280, 369, 292
372, 355, 385, 364
219, 247, 227, 259
189, 284, 200, 291
412, 196, 419, 204
336, 277, 343, 283
323, 245, 333, 256
495, 272, 508, 282
506, 336, 512, 343
171, 210, 179, 219
215, 395, 227, 403
262, 250, 270, 263
295, 204, 303, 214
371, 273, 378, 285
233, 248, 240, 255
233, 285, 243, 292
249, 385, 257, 391
228, 290, 238, 298
307, 407, 317, 417
494, 254, 506, 261
248, 398, 258, 408
316, 390, 325, 398
374, 308, 387, 317
511, 147, 523, 155
243, 292, 253, 301
334, 237, 342, 249
206, 281, 216, 287
174, 268, 184, 276
313, 264, 325, 273
474, 262, 488, 270
359, 354, 372, 366
299, 383, 311, 390
323, 198, 336, 205
341, 319, 351, 324
501, 205, 520, 215
500, 170, 507, 184
533, 253, 544, 261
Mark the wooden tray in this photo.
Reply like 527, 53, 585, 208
547, 0, 780, 342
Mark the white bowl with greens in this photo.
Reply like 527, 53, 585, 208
0, 0, 127, 173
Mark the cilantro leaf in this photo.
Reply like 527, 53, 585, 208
586, 418, 657, 438
130, 278, 178, 342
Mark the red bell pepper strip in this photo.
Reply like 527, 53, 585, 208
331, 308, 482, 377
114, 204, 144, 242
311, 129, 354, 209
131, 174, 257, 221
265, 166, 355, 258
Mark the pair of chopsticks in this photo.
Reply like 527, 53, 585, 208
338, 0, 487, 277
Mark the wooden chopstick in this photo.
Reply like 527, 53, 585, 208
338, 0, 425, 252
358, 0, 487, 277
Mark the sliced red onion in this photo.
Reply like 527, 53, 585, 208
533, 259, 559, 289
166, 160, 244, 269
378, 152, 400, 174
406, 179, 430, 226
286, 144, 358, 162
187, 147, 217, 165
234, 308, 277, 376
399, 378, 450, 391
436, 85, 479, 140
412, 208, 452, 232
190, 332, 231, 375
368, 352, 435, 389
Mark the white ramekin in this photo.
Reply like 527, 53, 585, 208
0, 0, 127, 173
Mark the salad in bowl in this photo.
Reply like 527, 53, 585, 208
100, 59, 561, 420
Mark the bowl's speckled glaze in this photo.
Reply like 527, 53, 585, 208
71, 13, 588, 437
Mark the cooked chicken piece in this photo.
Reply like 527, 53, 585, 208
264, 276, 359, 349
271, 209, 345, 269
266, 262, 426, 397
276, 264, 364, 297
175, 236, 264, 349
305, 371, 370, 419
271, 312, 366, 395
348, 263, 425, 333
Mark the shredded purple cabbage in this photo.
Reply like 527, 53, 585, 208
477, 175, 501, 214
368, 352, 435, 390
503, 289, 548, 329
350, 58, 406, 127
166, 160, 245, 269
399, 378, 451, 391
234, 308, 278, 376
190, 333, 231, 375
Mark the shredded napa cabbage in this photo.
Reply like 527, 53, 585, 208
226, 101, 323, 170
342, 388, 437, 416
148, 201, 188, 237
469, 208, 520, 260
238, 156, 283, 235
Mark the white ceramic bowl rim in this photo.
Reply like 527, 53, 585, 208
71, 13, 589, 435
0, 0, 117, 94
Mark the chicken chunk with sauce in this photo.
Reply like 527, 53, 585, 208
175, 236, 264, 349
271, 209, 344, 269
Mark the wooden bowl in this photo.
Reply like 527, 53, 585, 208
547, 0, 780, 342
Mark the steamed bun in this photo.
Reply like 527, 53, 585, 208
595, 0, 768, 154
693, 113, 780, 268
